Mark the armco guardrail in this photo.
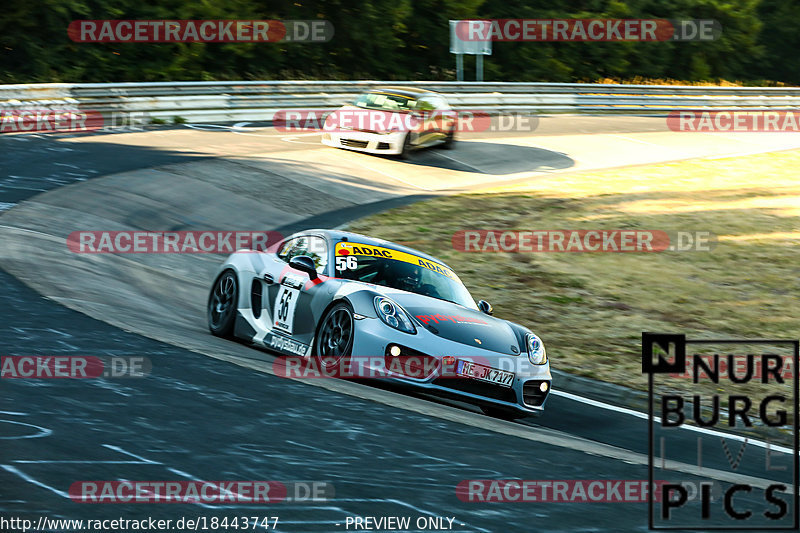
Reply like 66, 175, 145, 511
1, 81, 800, 123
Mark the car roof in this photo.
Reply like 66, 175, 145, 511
297, 229, 455, 271
371, 86, 438, 98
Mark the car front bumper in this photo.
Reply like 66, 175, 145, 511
321, 131, 406, 155
350, 316, 552, 416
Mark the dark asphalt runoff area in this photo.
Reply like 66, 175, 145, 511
1, 122, 796, 532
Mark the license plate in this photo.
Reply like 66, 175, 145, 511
456, 360, 515, 387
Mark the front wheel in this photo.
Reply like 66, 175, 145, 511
208, 270, 238, 337
398, 133, 413, 159
314, 302, 355, 370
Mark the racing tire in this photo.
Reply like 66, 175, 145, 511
441, 128, 455, 149
314, 302, 355, 372
208, 270, 238, 338
398, 133, 413, 160
480, 406, 525, 421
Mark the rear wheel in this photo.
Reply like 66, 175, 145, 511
314, 303, 355, 370
208, 270, 238, 337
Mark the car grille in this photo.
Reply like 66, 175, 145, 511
522, 380, 550, 407
433, 377, 517, 403
341, 139, 368, 148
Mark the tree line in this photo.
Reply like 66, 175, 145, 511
0, 0, 796, 84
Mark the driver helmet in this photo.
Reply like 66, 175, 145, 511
392, 263, 422, 292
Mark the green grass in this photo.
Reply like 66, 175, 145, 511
349, 149, 800, 405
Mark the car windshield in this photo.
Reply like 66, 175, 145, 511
353, 91, 416, 112
334, 242, 476, 309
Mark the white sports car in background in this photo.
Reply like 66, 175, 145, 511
321, 87, 457, 158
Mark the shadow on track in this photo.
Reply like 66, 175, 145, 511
402, 143, 575, 175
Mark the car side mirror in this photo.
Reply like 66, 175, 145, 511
289, 255, 318, 280
478, 300, 493, 315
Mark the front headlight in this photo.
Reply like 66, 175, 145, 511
373, 296, 416, 334
526, 333, 547, 365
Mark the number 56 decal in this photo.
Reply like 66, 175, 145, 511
336, 256, 358, 271
274, 285, 299, 334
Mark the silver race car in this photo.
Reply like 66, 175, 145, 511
207, 229, 551, 418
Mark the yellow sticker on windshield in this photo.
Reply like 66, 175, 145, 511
335, 242, 458, 280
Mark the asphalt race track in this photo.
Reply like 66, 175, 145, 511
1, 116, 798, 532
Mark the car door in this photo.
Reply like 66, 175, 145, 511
268, 235, 330, 348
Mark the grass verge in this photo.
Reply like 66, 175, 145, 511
349, 148, 800, 419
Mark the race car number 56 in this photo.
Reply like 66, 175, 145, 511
274, 286, 299, 334
336, 256, 357, 271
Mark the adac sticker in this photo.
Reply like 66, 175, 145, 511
335, 242, 459, 280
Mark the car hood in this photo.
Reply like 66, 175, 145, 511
386, 292, 521, 355
327, 105, 410, 133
